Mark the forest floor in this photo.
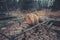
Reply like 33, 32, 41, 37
0, 9, 60, 40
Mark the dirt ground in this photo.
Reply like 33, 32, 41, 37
0, 9, 60, 40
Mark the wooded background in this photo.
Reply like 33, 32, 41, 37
0, 0, 60, 12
